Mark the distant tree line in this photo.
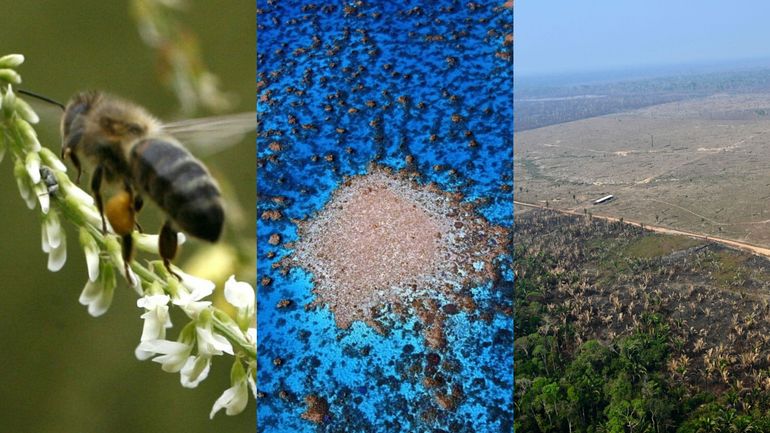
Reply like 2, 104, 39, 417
516, 67, 770, 131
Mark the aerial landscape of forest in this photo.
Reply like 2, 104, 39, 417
515, 49, 770, 433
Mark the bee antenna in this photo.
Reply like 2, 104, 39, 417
17, 89, 65, 111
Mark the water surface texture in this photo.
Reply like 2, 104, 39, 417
257, 2, 512, 431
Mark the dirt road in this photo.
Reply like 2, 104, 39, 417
514, 200, 770, 258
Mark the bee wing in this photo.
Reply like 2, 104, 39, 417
162, 112, 256, 157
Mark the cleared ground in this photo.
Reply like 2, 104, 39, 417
515, 93, 770, 247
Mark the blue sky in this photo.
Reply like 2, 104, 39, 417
516, 1, 770, 76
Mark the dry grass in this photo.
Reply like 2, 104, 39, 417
515, 93, 770, 246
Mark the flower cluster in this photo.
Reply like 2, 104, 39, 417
0, 54, 255, 418
136, 274, 256, 418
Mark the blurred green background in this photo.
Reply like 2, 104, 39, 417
0, 1, 255, 432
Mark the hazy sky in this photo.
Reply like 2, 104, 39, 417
516, 1, 770, 76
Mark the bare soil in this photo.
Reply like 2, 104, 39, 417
515, 94, 770, 246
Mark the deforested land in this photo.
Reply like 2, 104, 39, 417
516, 64, 770, 248
515, 208, 770, 432
514, 63, 770, 431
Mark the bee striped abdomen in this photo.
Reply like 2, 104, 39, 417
130, 138, 224, 242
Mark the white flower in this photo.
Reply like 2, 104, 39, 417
137, 340, 192, 373
41, 210, 66, 272
171, 270, 215, 316
0, 54, 24, 68
196, 320, 233, 356
177, 311, 231, 388
62, 182, 95, 207
14, 158, 36, 209
47, 233, 67, 272
14, 117, 41, 152
224, 276, 256, 331
38, 148, 67, 172
25, 152, 40, 184
78, 263, 116, 317
224, 276, 255, 310
135, 294, 172, 360
14, 97, 39, 124
180, 354, 211, 388
41, 211, 61, 251
137, 339, 192, 372
32, 180, 49, 214
179, 269, 215, 296
210, 377, 248, 418
137, 322, 196, 372
27, 152, 56, 215
135, 232, 185, 254
79, 228, 100, 282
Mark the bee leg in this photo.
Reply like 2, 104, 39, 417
63, 148, 83, 183
133, 195, 144, 233
91, 165, 106, 233
159, 220, 182, 280
121, 233, 135, 286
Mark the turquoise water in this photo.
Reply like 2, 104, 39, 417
257, 2, 512, 431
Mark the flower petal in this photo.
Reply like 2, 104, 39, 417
25, 153, 40, 184
136, 294, 171, 310
210, 381, 248, 418
84, 245, 100, 282
180, 355, 211, 388
78, 277, 114, 317
87, 281, 114, 317
35, 183, 50, 215
41, 221, 50, 253
197, 325, 233, 356
79, 280, 101, 306
44, 212, 62, 249
63, 183, 95, 207
47, 232, 67, 272
15, 169, 36, 209
137, 340, 192, 372
39, 148, 67, 172
224, 276, 255, 309
178, 270, 215, 300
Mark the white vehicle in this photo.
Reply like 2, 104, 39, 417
593, 195, 614, 205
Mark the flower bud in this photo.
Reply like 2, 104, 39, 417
14, 117, 41, 152
2, 88, 15, 119
0, 68, 21, 85
0, 54, 24, 68
14, 158, 36, 209
14, 97, 39, 124
33, 180, 49, 214
25, 152, 41, 183
39, 147, 67, 172
79, 228, 100, 282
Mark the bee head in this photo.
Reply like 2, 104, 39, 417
61, 91, 101, 159
61, 91, 100, 136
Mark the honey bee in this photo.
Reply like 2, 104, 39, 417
59, 90, 254, 282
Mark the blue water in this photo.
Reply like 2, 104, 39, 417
257, 2, 512, 431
